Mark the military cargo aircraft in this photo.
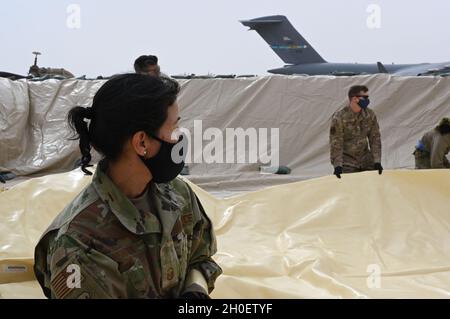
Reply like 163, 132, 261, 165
240, 15, 450, 76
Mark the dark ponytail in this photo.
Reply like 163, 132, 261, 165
68, 106, 94, 175
68, 74, 180, 175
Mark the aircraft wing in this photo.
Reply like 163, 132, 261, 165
393, 62, 450, 76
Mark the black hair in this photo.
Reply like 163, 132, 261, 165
134, 55, 158, 73
348, 85, 368, 99
68, 73, 180, 175
436, 117, 450, 135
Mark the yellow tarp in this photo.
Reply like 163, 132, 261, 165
0, 169, 449, 298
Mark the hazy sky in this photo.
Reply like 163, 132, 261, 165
1, 0, 449, 77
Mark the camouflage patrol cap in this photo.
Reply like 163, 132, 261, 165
439, 117, 450, 127
134, 55, 158, 72
437, 117, 450, 135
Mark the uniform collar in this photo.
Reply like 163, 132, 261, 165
346, 105, 368, 117
91, 160, 165, 235
150, 182, 183, 237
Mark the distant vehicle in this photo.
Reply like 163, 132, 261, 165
0, 51, 75, 80
28, 52, 75, 79
240, 15, 450, 76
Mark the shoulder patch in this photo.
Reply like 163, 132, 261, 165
51, 268, 72, 299
51, 263, 84, 299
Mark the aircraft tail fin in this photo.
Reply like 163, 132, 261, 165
240, 15, 326, 64
377, 62, 388, 73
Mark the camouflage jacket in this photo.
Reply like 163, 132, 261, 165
330, 106, 382, 168
419, 129, 450, 168
34, 163, 222, 299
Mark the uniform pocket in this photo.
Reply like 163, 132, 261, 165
172, 231, 188, 278
122, 260, 150, 298
159, 240, 180, 291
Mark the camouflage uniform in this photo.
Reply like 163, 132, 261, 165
330, 106, 382, 173
34, 161, 222, 299
414, 129, 450, 169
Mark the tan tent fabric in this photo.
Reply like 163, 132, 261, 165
0, 78, 104, 176
1, 75, 450, 192
1, 169, 449, 298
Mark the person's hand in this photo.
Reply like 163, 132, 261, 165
179, 283, 210, 299
374, 163, 383, 175
333, 166, 343, 179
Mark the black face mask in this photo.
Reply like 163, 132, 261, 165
140, 133, 187, 183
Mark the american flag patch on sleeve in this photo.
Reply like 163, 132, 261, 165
51, 266, 83, 299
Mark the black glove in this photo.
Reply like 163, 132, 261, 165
180, 291, 211, 299
374, 163, 383, 175
333, 166, 343, 179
